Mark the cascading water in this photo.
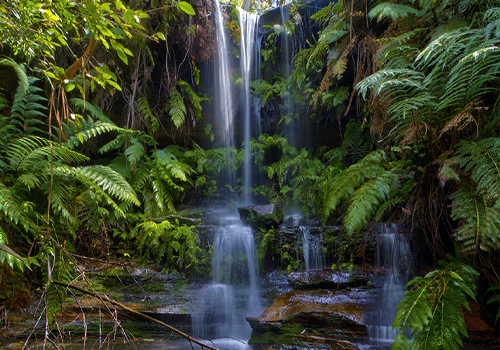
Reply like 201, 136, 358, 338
369, 224, 411, 343
300, 227, 325, 271
214, 0, 236, 187
192, 224, 262, 347
238, 8, 260, 204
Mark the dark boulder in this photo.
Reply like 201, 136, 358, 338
237, 204, 284, 229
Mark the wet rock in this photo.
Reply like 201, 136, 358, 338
248, 289, 369, 348
237, 204, 284, 229
288, 270, 369, 290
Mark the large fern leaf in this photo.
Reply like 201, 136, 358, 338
169, 89, 186, 129
322, 150, 387, 224
392, 260, 478, 350
344, 168, 401, 232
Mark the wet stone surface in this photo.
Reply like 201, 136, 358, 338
288, 270, 370, 290
248, 288, 372, 349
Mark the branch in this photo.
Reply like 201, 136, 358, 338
52, 280, 220, 350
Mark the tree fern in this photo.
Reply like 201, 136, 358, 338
392, 259, 478, 350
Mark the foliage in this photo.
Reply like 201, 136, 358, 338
128, 218, 201, 272
451, 138, 500, 253
255, 228, 300, 272
322, 149, 410, 232
392, 259, 479, 350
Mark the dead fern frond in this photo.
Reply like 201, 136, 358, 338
439, 99, 485, 137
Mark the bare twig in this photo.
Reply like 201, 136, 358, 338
52, 280, 220, 350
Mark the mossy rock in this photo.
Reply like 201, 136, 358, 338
237, 204, 284, 229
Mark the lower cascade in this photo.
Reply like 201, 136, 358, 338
192, 223, 262, 347
300, 226, 325, 271
369, 223, 412, 343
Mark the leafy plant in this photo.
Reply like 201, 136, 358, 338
451, 137, 500, 253
129, 219, 201, 272
392, 259, 479, 350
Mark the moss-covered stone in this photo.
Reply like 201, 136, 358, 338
237, 204, 284, 229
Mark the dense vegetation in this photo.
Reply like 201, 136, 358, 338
0, 0, 499, 349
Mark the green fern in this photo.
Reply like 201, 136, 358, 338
343, 168, 401, 232
392, 259, 478, 350
451, 138, 500, 252
322, 150, 387, 224
71, 98, 113, 123
137, 97, 159, 135
130, 219, 201, 270
176, 79, 207, 121
0, 228, 28, 271
168, 88, 186, 129
369, 2, 419, 22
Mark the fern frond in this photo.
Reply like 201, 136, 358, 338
357, 69, 424, 100
124, 139, 146, 166
456, 138, 500, 199
71, 98, 113, 123
68, 121, 124, 149
169, 89, 186, 129
0, 182, 32, 231
56, 165, 140, 211
8, 137, 89, 171
369, 2, 419, 22
451, 183, 500, 252
0, 58, 29, 102
344, 168, 400, 232
393, 260, 478, 350
176, 79, 207, 121
322, 150, 387, 224
137, 97, 159, 135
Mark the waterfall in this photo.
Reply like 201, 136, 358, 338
369, 224, 411, 343
192, 224, 262, 347
238, 8, 259, 203
300, 227, 325, 271
214, 0, 236, 187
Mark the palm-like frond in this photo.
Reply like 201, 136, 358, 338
322, 150, 387, 224
137, 97, 159, 135
369, 2, 419, 22
344, 168, 400, 232
71, 98, 113, 123
451, 137, 500, 252
393, 260, 478, 350
169, 89, 186, 129
0, 181, 32, 231
7, 136, 89, 171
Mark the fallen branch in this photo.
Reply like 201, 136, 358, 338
52, 280, 219, 350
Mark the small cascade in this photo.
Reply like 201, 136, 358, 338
214, 0, 236, 187
300, 227, 325, 271
238, 8, 260, 203
192, 224, 262, 345
369, 224, 411, 343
